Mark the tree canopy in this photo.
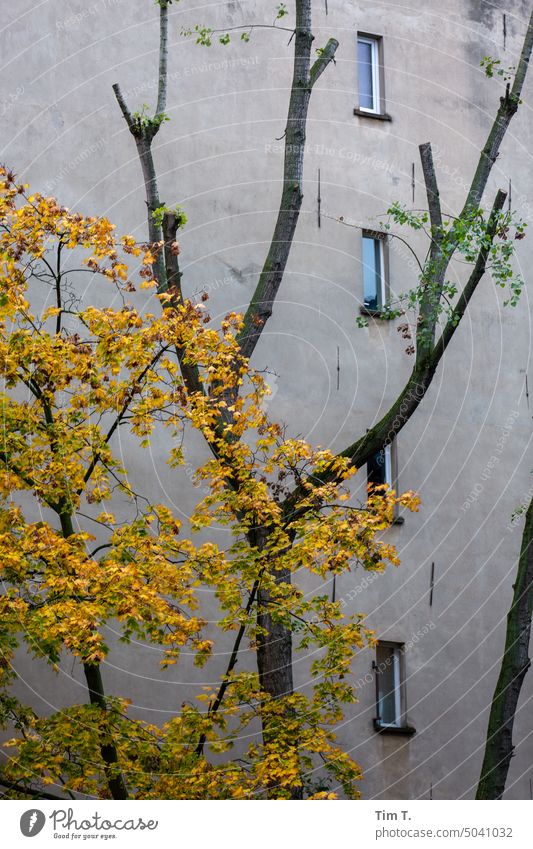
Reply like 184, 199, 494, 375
0, 168, 418, 799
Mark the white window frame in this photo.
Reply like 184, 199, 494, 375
362, 233, 386, 312
376, 643, 402, 728
357, 35, 381, 114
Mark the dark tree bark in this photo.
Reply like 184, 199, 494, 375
236, 3, 337, 360
112, 0, 171, 288
83, 663, 129, 800
476, 497, 533, 799
256, 571, 295, 701
161, 211, 206, 398
251, 527, 302, 799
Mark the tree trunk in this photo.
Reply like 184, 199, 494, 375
113, 1, 334, 796
83, 663, 129, 800
59, 511, 129, 800
256, 572, 295, 702
254, 526, 302, 799
476, 496, 533, 799
134, 133, 166, 287
236, 2, 335, 797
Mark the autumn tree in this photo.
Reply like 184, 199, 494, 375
109, 0, 533, 797
0, 169, 421, 800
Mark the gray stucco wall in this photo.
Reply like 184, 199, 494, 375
2, 0, 533, 799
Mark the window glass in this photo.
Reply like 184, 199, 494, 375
376, 643, 401, 726
367, 444, 392, 489
368, 448, 387, 487
358, 38, 375, 110
362, 235, 383, 310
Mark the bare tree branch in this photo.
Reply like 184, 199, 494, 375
309, 38, 338, 88
156, 0, 170, 118
236, 1, 338, 361
111, 82, 134, 132
415, 141, 446, 361
463, 7, 533, 218
112, 0, 173, 288
281, 190, 507, 521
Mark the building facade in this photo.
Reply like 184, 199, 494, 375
2, 0, 533, 799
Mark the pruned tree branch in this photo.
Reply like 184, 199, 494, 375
112, 0, 173, 288
463, 7, 533, 218
156, 0, 170, 118
281, 189, 507, 521
113, 81, 166, 287
162, 211, 205, 399
419, 141, 443, 234
236, 1, 338, 361
161, 211, 184, 299
309, 38, 338, 88
416, 141, 446, 361
111, 82, 134, 132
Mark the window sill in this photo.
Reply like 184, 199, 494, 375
374, 720, 416, 736
354, 108, 392, 122
360, 306, 391, 320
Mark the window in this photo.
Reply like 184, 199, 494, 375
367, 440, 404, 523
362, 232, 386, 313
367, 443, 392, 490
357, 34, 381, 114
375, 642, 402, 726
373, 642, 415, 733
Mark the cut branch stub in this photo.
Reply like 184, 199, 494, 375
416, 140, 446, 361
